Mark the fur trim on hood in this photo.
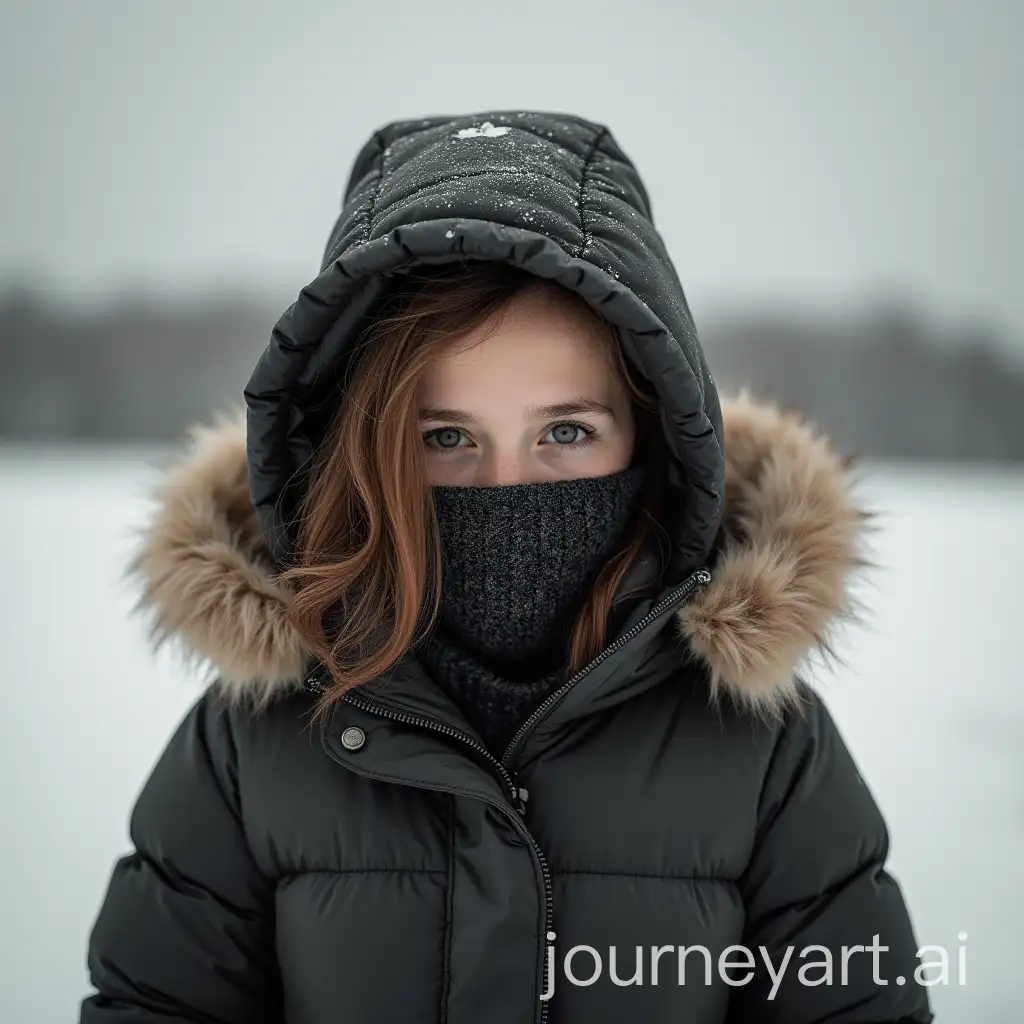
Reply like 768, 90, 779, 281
125, 391, 871, 716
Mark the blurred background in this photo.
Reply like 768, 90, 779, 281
1, 1, 1020, 1020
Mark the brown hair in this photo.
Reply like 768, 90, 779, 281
277, 260, 669, 729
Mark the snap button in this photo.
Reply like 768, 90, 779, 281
340, 726, 365, 751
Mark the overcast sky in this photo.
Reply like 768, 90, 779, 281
2, 0, 1021, 355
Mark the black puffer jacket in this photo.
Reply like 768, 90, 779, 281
81, 110, 933, 1024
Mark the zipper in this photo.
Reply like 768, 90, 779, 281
497, 567, 712, 767
308, 565, 711, 1021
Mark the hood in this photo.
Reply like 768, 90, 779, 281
125, 390, 870, 716
244, 109, 723, 587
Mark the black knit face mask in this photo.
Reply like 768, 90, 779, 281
428, 461, 647, 675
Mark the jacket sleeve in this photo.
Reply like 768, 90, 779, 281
80, 689, 283, 1023
725, 684, 934, 1024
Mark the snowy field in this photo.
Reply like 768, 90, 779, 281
0, 444, 1021, 1022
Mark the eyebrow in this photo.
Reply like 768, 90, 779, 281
418, 397, 617, 424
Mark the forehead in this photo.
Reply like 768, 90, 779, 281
419, 289, 619, 396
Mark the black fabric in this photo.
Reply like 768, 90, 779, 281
82, 110, 933, 1024
416, 460, 646, 755
81, 673, 934, 1024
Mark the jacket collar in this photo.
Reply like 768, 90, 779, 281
126, 390, 870, 718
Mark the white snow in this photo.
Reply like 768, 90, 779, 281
0, 447, 1020, 1020
455, 121, 510, 139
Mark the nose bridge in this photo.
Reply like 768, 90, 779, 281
481, 454, 530, 486
478, 438, 535, 486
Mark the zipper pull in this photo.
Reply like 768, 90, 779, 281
511, 770, 528, 815
516, 786, 529, 815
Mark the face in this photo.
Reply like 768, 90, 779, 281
416, 288, 636, 486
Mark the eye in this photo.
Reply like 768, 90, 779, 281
423, 427, 472, 453
543, 421, 595, 447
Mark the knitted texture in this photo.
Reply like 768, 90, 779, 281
416, 461, 646, 753
415, 639, 564, 755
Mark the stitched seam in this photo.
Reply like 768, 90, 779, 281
332, 124, 442, 262
576, 126, 608, 259
439, 794, 456, 1023
321, 196, 374, 268
277, 867, 446, 879
551, 869, 737, 882
365, 131, 389, 241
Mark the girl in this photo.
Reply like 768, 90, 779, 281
81, 110, 932, 1023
